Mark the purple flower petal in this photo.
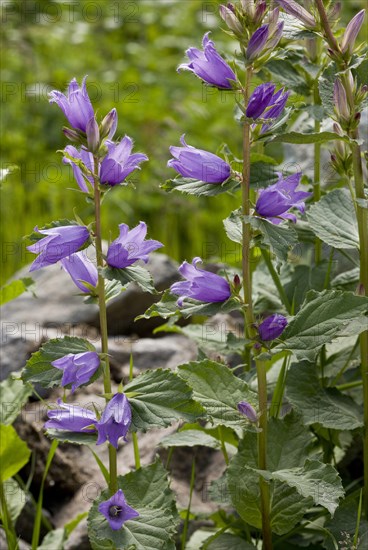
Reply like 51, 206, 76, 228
98, 489, 139, 531
258, 314, 288, 341
106, 222, 163, 269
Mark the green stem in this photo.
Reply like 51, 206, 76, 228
314, 0, 368, 518
132, 433, 141, 470
218, 426, 229, 465
256, 358, 272, 550
0, 481, 18, 550
336, 380, 363, 391
313, 81, 322, 265
261, 249, 291, 313
93, 158, 117, 495
241, 65, 272, 548
181, 458, 196, 550
31, 440, 58, 550
242, 66, 257, 353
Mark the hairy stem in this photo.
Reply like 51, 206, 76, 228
242, 67, 257, 347
256, 358, 272, 550
313, 81, 322, 264
241, 66, 272, 549
93, 159, 117, 495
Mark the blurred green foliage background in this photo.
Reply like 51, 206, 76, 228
0, 0, 365, 285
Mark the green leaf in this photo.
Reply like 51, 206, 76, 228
249, 162, 279, 188
286, 362, 363, 430
249, 216, 298, 262
271, 132, 349, 144
3, 478, 26, 523
159, 323, 248, 356
224, 210, 299, 261
259, 459, 344, 515
123, 368, 203, 432
161, 177, 240, 196
307, 189, 359, 249
323, 495, 368, 550
160, 430, 222, 450
278, 290, 368, 361
318, 62, 336, 115
22, 336, 96, 388
226, 412, 316, 533
0, 277, 34, 305
138, 289, 241, 321
223, 209, 242, 244
0, 376, 32, 425
264, 59, 310, 95
283, 262, 329, 311
38, 528, 66, 550
0, 425, 31, 482
177, 360, 257, 432
88, 460, 178, 550
46, 429, 98, 445
202, 532, 256, 549
101, 265, 156, 294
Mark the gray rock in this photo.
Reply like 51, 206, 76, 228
0, 528, 30, 549
1, 253, 179, 341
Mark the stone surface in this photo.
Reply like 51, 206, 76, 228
1, 252, 179, 341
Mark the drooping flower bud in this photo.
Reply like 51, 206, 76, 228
340, 10, 365, 56
258, 314, 288, 341
238, 401, 258, 423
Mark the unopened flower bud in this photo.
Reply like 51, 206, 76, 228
341, 9, 365, 56
100, 108, 118, 140
327, 1, 341, 25
219, 4, 243, 35
233, 273, 242, 291
334, 79, 350, 121
241, 0, 255, 18
276, 0, 316, 29
238, 401, 258, 423
246, 25, 269, 61
63, 127, 82, 143
333, 122, 343, 136
86, 116, 100, 153
267, 7, 280, 34
330, 153, 337, 163
254, 0, 267, 24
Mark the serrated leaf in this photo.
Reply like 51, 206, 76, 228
259, 459, 344, 515
0, 376, 32, 424
161, 177, 240, 196
0, 277, 34, 305
101, 265, 156, 294
249, 162, 279, 187
323, 495, 368, 550
202, 532, 256, 549
160, 429, 221, 449
3, 478, 26, 523
138, 289, 241, 321
278, 290, 368, 361
177, 360, 257, 431
318, 62, 337, 115
88, 460, 178, 550
283, 262, 329, 311
271, 132, 349, 144
264, 59, 310, 95
224, 209, 242, 244
249, 216, 298, 262
123, 368, 203, 432
286, 362, 363, 430
46, 429, 98, 445
307, 189, 359, 249
21, 336, 96, 389
0, 424, 31, 482
226, 412, 317, 533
